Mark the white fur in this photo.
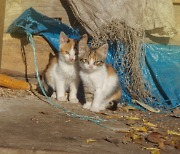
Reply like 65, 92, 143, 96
69, 46, 76, 61
47, 52, 79, 103
80, 64, 119, 112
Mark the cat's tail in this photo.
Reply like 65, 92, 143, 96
36, 77, 54, 97
108, 89, 122, 102
106, 88, 122, 110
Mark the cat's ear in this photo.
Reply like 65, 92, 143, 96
78, 34, 88, 56
97, 43, 109, 59
81, 34, 88, 43
60, 31, 68, 45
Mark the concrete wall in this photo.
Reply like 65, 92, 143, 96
4, 0, 71, 32
0, 0, 6, 70
174, 3, 180, 34
170, 1, 180, 44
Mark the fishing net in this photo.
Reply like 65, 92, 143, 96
66, 0, 176, 104
89, 20, 153, 103
67, 0, 175, 37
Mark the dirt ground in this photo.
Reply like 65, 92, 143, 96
0, 86, 180, 154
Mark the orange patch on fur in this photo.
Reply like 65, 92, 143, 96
43, 55, 58, 82
107, 89, 122, 102
60, 39, 75, 54
112, 89, 122, 101
106, 64, 116, 76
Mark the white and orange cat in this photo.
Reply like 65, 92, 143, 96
78, 34, 122, 112
39, 32, 80, 103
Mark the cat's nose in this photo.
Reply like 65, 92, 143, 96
89, 65, 93, 69
70, 57, 74, 62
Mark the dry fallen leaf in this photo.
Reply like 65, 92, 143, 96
167, 130, 180, 136
131, 133, 145, 144
122, 106, 137, 112
144, 121, 157, 128
125, 116, 140, 120
86, 138, 97, 143
123, 131, 145, 145
131, 126, 148, 132
164, 135, 180, 150
151, 150, 160, 154
146, 132, 165, 149
125, 120, 137, 126
143, 147, 160, 154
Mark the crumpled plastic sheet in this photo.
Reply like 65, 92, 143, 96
7, 7, 81, 51
106, 43, 180, 111
143, 44, 180, 110
7, 8, 180, 111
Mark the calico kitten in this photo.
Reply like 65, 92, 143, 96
39, 32, 80, 103
78, 34, 122, 112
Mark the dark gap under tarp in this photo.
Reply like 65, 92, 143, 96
7, 7, 180, 111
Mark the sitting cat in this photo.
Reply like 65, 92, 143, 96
38, 32, 80, 103
78, 34, 122, 112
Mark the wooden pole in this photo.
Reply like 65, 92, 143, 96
0, 0, 6, 72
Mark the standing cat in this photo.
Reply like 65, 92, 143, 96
39, 32, 79, 103
78, 34, 122, 112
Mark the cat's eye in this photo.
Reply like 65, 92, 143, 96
94, 61, 103, 65
81, 58, 88, 63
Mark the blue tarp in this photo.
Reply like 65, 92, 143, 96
7, 7, 81, 51
143, 44, 180, 110
7, 8, 180, 111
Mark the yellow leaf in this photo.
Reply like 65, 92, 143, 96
131, 126, 148, 132
86, 138, 97, 143
122, 106, 136, 112
131, 133, 141, 140
167, 130, 180, 136
144, 122, 157, 128
143, 147, 160, 154
151, 149, 160, 154
125, 116, 140, 120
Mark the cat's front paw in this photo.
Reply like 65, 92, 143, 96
57, 96, 68, 102
90, 106, 100, 113
69, 98, 79, 104
99, 104, 106, 111
51, 92, 56, 99
83, 101, 92, 109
